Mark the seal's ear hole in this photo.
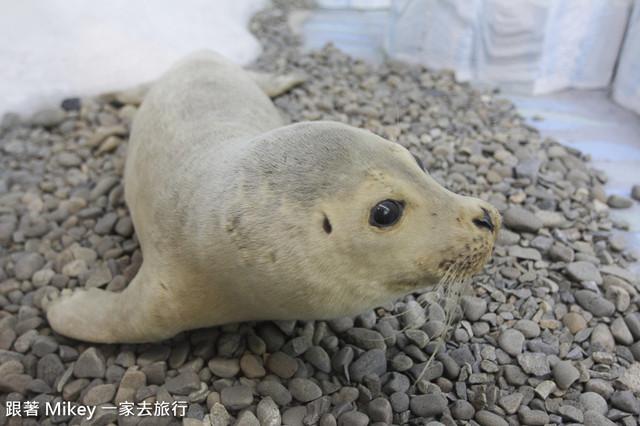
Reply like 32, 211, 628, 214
322, 215, 332, 234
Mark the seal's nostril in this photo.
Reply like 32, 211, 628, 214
473, 208, 494, 232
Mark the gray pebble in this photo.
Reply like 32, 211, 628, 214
30, 107, 66, 127
549, 244, 575, 262
498, 328, 525, 356
282, 335, 312, 357
517, 352, 550, 376
209, 403, 232, 425
256, 396, 281, 426
288, 378, 322, 403
518, 406, 549, 425
503, 206, 543, 233
217, 333, 242, 358
611, 317, 634, 345
498, 392, 523, 415
220, 384, 253, 410
625, 313, 640, 340
345, 327, 386, 350
586, 378, 615, 399
575, 289, 615, 317
611, 390, 640, 414
326, 317, 354, 333
235, 411, 260, 426
164, 372, 200, 395
583, 410, 617, 426
591, 323, 615, 352
84, 383, 116, 406
26, 378, 51, 393
631, 184, 640, 201
0, 373, 32, 394
553, 360, 580, 390
399, 300, 427, 329
304, 345, 332, 373
475, 409, 509, 426
37, 353, 65, 388
566, 262, 603, 284
14, 253, 45, 280
240, 353, 266, 378
320, 413, 337, 426
304, 395, 331, 425
508, 246, 542, 261
558, 404, 584, 423
579, 392, 609, 415
450, 399, 475, 420
31, 335, 59, 357
209, 358, 240, 378
349, 349, 387, 382
607, 194, 633, 208
257, 380, 292, 406
390, 391, 409, 412
282, 406, 307, 425
266, 351, 298, 379
514, 319, 541, 338
460, 295, 487, 321
410, 393, 447, 417
141, 361, 167, 385
367, 397, 393, 423
338, 410, 369, 426
74, 347, 106, 379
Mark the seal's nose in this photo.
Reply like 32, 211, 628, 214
473, 207, 495, 233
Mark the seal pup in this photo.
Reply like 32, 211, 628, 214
46, 51, 500, 343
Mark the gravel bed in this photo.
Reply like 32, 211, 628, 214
1, 1, 640, 425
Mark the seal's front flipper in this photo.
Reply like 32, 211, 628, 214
247, 71, 306, 98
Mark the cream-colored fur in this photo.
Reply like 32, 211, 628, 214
46, 51, 500, 343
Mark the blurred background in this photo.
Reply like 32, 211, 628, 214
1, 0, 639, 262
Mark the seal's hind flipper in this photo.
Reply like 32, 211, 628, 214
45, 264, 179, 343
246, 71, 306, 98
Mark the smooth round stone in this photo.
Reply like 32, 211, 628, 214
220, 384, 253, 410
288, 378, 322, 403
208, 358, 240, 378
590, 324, 615, 352
553, 360, 580, 390
257, 397, 281, 426
575, 290, 614, 317
579, 392, 608, 415
518, 406, 549, 425
567, 264, 603, 285
503, 206, 543, 233
450, 400, 475, 420
514, 319, 541, 338
367, 397, 393, 423
562, 312, 587, 334
256, 380, 292, 406
266, 352, 298, 379
164, 372, 200, 395
349, 349, 387, 382
498, 329, 525, 356
73, 347, 106, 379
475, 410, 509, 426
410, 393, 447, 417
611, 390, 640, 414
583, 410, 617, 426
338, 410, 369, 426
607, 194, 633, 208
460, 296, 487, 321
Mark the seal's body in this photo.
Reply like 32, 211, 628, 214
47, 51, 500, 343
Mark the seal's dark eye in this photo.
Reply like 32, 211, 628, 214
370, 199, 403, 227
412, 153, 426, 172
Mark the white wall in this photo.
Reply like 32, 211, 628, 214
0, 0, 267, 116
388, 0, 632, 95
613, 0, 640, 116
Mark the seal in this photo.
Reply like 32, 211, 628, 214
46, 51, 500, 343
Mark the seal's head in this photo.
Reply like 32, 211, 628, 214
228, 121, 500, 319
